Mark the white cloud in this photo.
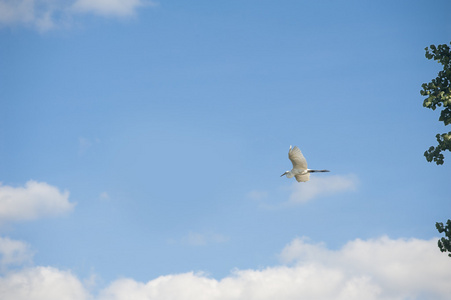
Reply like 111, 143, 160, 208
278, 236, 327, 264
278, 236, 451, 299
0, 181, 75, 223
0, 236, 450, 299
288, 174, 357, 204
97, 273, 225, 300
0, 237, 33, 271
0, 267, 90, 300
0, 0, 153, 31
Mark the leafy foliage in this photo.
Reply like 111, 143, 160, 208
421, 43, 451, 258
421, 42, 451, 165
436, 220, 451, 257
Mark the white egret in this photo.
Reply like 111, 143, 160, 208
281, 145, 330, 182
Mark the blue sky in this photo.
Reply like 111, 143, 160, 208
1, 0, 451, 299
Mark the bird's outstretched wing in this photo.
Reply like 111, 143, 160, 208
295, 173, 310, 182
289, 146, 308, 170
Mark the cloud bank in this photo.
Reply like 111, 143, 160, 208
1, 236, 450, 300
97, 236, 451, 300
0, 180, 75, 223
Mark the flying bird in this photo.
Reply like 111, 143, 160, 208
281, 145, 330, 182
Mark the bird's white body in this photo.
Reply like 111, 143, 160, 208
281, 146, 330, 182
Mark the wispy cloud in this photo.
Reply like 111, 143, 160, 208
78, 137, 92, 155
78, 137, 101, 155
0, 0, 55, 31
0, 0, 155, 31
99, 192, 110, 201
0, 0, 33, 25
0, 237, 33, 271
246, 190, 268, 201
288, 174, 358, 204
71, 0, 152, 17
0, 181, 75, 223
249, 174, 358, 209
172, 231, 229, 247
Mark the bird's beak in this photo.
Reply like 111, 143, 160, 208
280, 172, 287, 177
